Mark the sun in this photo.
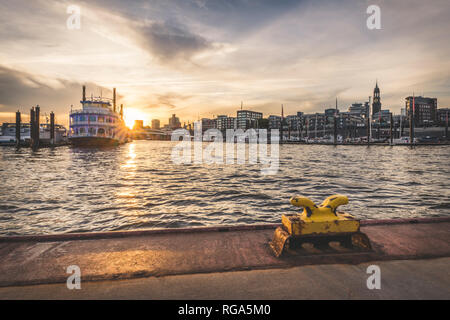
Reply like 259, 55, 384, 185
123, 108, 148, 129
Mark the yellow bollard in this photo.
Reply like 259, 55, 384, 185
270, 195, 371, 257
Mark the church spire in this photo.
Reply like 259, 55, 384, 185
372, 80, 381, 116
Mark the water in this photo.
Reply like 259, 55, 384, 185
0, 141, 449, 236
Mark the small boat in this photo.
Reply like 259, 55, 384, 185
0, 122, 67, 146
0, 122, 30, 146
0, 135, 16, 146
69, 86, 130, 147
418, 136, 439, 143
392, 136, 417, 145
0, 122, 68, 146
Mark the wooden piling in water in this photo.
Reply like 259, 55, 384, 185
29, 106, 40, 150
333, 115, 337, 145
366, 115, 370, 146
34, 105, 40, 149
400, 117, 404, 137
113, 88, 116, 113
30, 107, 35, 148
445, 111, 448, 140
377, 122, 380, 140
409, 107, 414, 147
15, 111, 21, 148
390, 113, 393, 145
50, 112, 55, 145
305, 119, 308, 139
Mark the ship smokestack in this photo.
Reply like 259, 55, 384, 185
82, 85, 86, 101
120, 104, 123, 119
113, 88, 116, 112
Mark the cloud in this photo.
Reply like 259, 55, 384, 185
144, 92, 193, 109
0, 65, 112, 124
1, 0, 450, 123
135, 20, 213, 62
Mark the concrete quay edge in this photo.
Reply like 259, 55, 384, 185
0, 217, 449, 288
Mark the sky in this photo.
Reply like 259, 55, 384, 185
0, 0, 449, 127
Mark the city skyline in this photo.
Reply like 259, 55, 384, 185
1, 0, 450, 127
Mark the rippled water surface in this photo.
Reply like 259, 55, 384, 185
0, 141, 449, 235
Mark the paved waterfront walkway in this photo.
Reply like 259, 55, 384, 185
1, 257, 449, 299
0, 217, 449, 299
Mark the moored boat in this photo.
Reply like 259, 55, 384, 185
392, 136, 417, 145
0, 122, 67, 146
69, 86, 130, 146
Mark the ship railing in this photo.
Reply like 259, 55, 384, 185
70, 121, 116, 126
70, 108, 116, 115
69, 132, 115, 138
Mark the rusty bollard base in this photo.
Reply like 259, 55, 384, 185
270, 195, 372, 257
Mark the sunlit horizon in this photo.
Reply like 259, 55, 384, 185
1, 0, 450, 127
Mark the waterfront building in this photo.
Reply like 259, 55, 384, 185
348, 103, 369, 118
373, 110, 391, 123
237, 110, 262, 129
437, 108, 450, 125
405, 96, 437, 126
168, 114, 181, 129
372, 81, 382, 116
286, 115, 301, 131
325, 108, 338, 116
268, 115, 281, 129
336, 111, 365, 131
304, 113, 326, 130
201, 118, 216, 132
151, 119, 160, 129
393, 114, 407, 131
296, 112, 306, 128
322, 109, 337, 131
215, 115, 236, 130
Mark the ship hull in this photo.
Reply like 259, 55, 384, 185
69, 136, 121, 147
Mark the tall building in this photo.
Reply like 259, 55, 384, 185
325, 108, 338, 116
405, 96, 437, 126
286, 115, 301, 130
348, 103, 369, 118
215, 115, 236, 130
236, 110, 262, 129
151, 119, 160, 129
268, 115, 281, 129
303, 113, 326, 129
372, 81, 381, 116
168, 114, 181, 129
201, 118, 216, 132
373, 110, 391, 123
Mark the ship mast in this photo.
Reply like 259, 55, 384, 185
113, 88, 116, 113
